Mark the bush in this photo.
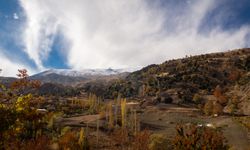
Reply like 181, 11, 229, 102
133, 130, 151, 150
204, 100, 213, 115
173, 124, 229, 150
58, 128, 89, 150
149, 133, 170, 150
192, 93, 203, 104
58, 131, 79, 149
204, 100, 224, 116
213, 102, 223, 115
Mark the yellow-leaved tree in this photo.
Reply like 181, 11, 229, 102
0, 69, 47, 149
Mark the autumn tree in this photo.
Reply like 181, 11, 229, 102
213, 85, 228, 105
204, 100, 213, 115
0, 69, 45, 149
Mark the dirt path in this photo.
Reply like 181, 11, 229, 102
58, 114, 100, 127
210, 117, 250, 150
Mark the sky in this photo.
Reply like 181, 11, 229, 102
0, 0, 250, 77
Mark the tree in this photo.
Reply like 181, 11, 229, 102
0, 69, 45, 149
204, 100, 213, 115
213, 102, 223, 115
213, 85, 228, 105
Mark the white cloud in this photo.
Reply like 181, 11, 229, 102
0, 50, 35, 77
19, 0, 250, 70
13, 13, 19, 19
20, 0, 59, 70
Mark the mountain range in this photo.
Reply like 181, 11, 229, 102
34, 68, 138, 77
28, 68, 138, 85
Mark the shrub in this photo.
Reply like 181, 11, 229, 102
58, 131, 79, 149
58, 129, 89, 150
228, 70, 241, 81
204, 101, 224, 116
4, 135, 51, 150
132, 130, 151, 150
149, 133, 170, 150
111, 128, 129, 148
213, 102, 223, 115
192, 93, 203, 104
204, 100, 213, 115
173, 124, 229, 150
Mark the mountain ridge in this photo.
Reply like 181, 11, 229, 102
33, 68, 139, 77
30, 68, 139, 86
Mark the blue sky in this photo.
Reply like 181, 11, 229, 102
0, 0, 250, 76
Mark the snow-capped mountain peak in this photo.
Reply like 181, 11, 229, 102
35, 68, 139, 77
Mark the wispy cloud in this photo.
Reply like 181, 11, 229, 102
20, 0, 60, 70
18, 0, 250, 70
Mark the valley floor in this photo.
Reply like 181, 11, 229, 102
57, 103, 250, 150
140, 104, 250, 150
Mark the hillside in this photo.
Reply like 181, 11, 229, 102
84, 48, 250, 114
1, 49, 249, 114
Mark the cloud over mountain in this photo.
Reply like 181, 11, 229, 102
1, 0, 250, 76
